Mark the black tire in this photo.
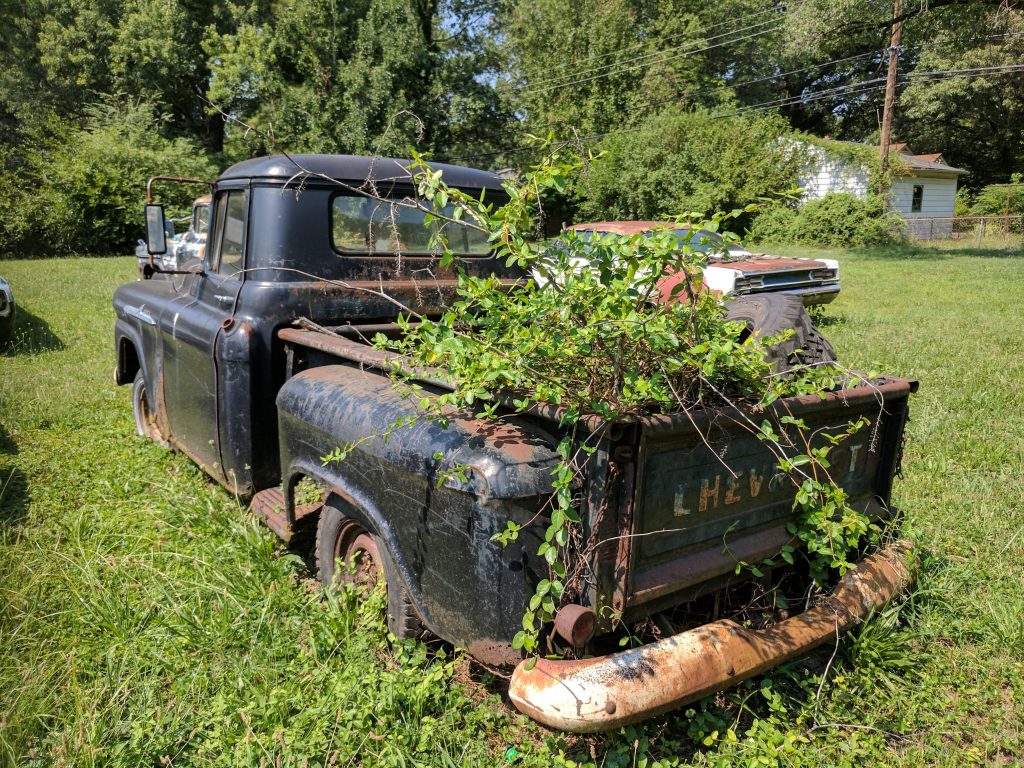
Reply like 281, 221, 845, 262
724, 294, 836, 373
315, 502, 424, 639
131, 370, 169, 446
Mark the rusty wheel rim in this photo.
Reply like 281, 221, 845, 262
139, 392, 158, 439
135, 380, 161, 441
333, 521, 382, 589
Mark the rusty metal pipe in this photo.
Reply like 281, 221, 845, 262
554, 604, 597, 647
509, 540, 915, 732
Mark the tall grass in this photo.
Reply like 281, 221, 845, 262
1, 250, 1022, 766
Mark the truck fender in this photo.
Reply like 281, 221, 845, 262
114, 318, 148, 386
282, 459, 440, 637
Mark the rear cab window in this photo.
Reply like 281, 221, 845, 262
331, 194, 491, 257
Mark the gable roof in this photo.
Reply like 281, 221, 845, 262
898, 152, 967, 175
818, 139, 967, 175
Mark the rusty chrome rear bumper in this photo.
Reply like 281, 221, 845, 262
509, 540, 915, 732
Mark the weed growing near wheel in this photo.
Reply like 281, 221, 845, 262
318, 146, 894, 659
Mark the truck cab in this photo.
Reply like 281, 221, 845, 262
115, 155, 519, 496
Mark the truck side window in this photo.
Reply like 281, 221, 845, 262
212, 190, 247, 275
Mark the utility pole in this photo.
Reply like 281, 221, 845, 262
879, 0, 904, 176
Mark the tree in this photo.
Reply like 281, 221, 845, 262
779, 0, 1024, 183
0, 100, 217, 256
205, 0, 512, 160
13, 0, 236, 152
572, 108, 803, 223
497, 0, 788, 139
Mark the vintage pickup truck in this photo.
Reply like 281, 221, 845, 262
114, 154, 916, 732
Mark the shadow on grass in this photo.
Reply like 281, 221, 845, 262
0, 422, 29, 531
850, 242, 1024, 261
1, 304, 64, 355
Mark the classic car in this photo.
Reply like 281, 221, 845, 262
567, 221, 841, 306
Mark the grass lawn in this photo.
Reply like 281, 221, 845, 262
1, 245, 1022, 767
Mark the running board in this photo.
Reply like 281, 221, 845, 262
249, 487, 322, 542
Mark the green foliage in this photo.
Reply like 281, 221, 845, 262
760, 416, 878, 586
841, 603, 919, 696
498, 0, 790, 141
0, 100, 217, 257
4, 247, 1024, 764
967, 180, 1024, 232
954, 187, 972, 217
574, 109, 804, 224
205, 0, 511, 160
782, 1, 1024, 185
897, 10, 1024, 186
353, 150, 866, 653
749, 194, 905, 248
746, 204, 799, 244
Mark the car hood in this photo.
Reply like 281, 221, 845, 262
707, 255, 830, 272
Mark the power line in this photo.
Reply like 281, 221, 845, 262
527, 29, 1022, 131
536, 50, 881, 135
448, 63, 1024, 164
500, 29, 1024, 148
486, 49, 884, 149
906, 62, 1024, 78
725, 63, 1024, 116
516, 18, 784, 97
512, 4, 786, 85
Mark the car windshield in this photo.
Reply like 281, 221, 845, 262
573, 227, 745, 256
332, 194, 492, 256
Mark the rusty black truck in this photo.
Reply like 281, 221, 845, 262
113, 154, 916, 732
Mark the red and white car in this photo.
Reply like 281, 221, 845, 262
566, 221, 840, 306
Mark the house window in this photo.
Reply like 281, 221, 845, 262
911, 184, 923, 213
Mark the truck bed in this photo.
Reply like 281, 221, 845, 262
274, 325, 915, 638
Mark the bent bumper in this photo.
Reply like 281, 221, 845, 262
509, 540, 914, 732
733, 286, 839, 306
779, 285, 840, 306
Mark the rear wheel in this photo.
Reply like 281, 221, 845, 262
725, 294, 836, 372
315, 502, 424, 639
132, 370, 168, 446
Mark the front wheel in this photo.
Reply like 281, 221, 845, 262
315, 502, 424, 640
131, 370, 168, 446
724, 294, 836, 373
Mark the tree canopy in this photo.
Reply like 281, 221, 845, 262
0, 0, 1021, 254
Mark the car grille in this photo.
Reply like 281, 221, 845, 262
733, 268, 838, 293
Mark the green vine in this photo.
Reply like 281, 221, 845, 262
326, 143, 885, 658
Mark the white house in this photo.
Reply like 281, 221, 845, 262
800, 141, 968, 238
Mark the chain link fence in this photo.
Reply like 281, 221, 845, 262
906, 215, 1024, 245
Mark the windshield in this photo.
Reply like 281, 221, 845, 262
332, 194, 492, 257
576, 227, 744, 253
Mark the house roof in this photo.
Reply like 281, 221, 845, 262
830, 140, 968, 175
899, 153, 967, 175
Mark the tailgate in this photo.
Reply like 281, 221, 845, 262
625, 378, 915, 610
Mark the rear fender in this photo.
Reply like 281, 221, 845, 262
283, 458, 441, 636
